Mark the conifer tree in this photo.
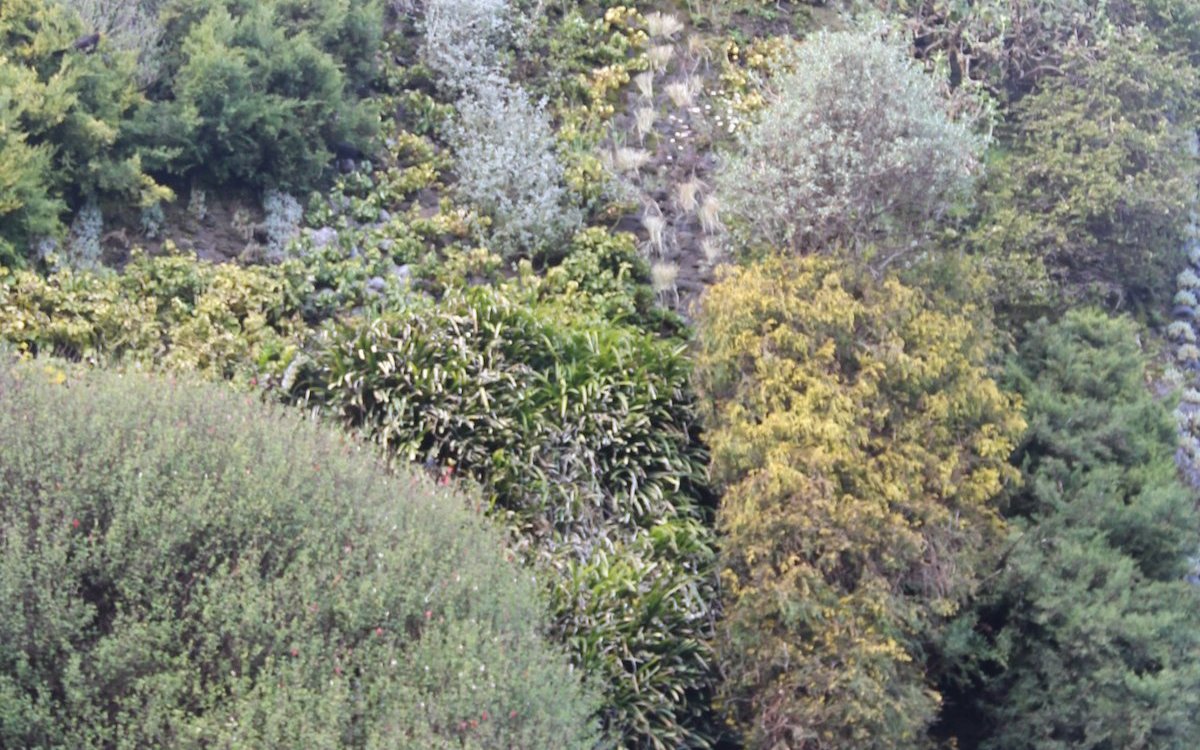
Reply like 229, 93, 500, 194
942, 309, 1200, 749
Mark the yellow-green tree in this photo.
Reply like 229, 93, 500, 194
0, 0, 168, 264
695, 256, 1024, 749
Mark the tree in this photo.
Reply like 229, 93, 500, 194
938, 310, 1200, 749
716, 29, 983, 269
694, 256, 1024, 749
970, 30, 1199, 314
0, 0, 169, 263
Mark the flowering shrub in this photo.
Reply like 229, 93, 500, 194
0, 362, 600, 748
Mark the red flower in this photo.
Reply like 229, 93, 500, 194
71, 518, 80, 529
481, 711, 488, 721
290, 648, 299, 657
375, 627, 384, 636
424, 609, 432, 619
509, 710, 518, 719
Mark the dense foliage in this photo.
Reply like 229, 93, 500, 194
695, 256, 1024, 749
0, 0, 169, 264
939, 310, 1200, 749
0, 0, 383, 265
0, 361, 599, 747
717, 29, 982, 268
289, 283, 719, 747
971, 32, 1198, 314
0, 253, 302, 379
4, 0, 1200, 746
145, 0, 383, 190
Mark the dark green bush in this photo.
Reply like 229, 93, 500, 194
971, 31, 1198, 315
289, 284, 720, 748
938, 309, 1200, 748
0, 362, 599, 748
142, 0, 383, 191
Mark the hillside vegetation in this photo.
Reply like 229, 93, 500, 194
2, 0, 1200, 747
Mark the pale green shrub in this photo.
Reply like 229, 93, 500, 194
717, 29, 983, 267
57, 0, 164, 86
65, 198, 103, 269
451, 79, 580, 258
422, 0, 510, 88
263, 188, 303, 260
0, 362, 601, 748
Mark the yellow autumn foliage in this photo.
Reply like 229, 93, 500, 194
695, 255, 1024, 749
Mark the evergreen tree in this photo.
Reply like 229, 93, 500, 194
0, 0, 169, 264
941, 310, 1200, 749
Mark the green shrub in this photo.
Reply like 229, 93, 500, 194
937, 310, 1200, 749
536, 228, 664, 331
0, 361, 600, 748
0, 0, 170, 264
289, 284, 720, 748
716, 29, 982, 266
970, 30, 1197, 314
142, 0, 383, 192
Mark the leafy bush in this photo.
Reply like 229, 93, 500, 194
971, 30, 1198, 313
288, 284, 720, 748
451, 78, 580, 259
536, 227, 675, 333
716, 29, 982, 266
0, 252, 304, 380
0, 361, 600, 747
694, 256, 1024, 749
938, 309, 1200, 749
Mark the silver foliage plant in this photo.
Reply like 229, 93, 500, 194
717, 28, 985, 269
451, 78, 580, 259
421, 0, 511, 89
423, 0, 576, 258
57, 0, 165, 87
262, 189, 303, 260
66, 199, 103, 270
